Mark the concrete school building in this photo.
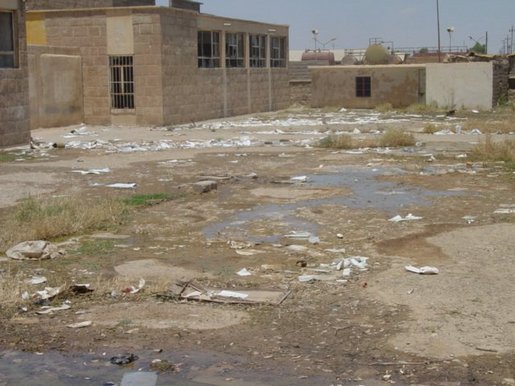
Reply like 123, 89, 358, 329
0, 0, 30, 147
25, 0, 290, 129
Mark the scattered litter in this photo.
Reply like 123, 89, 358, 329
71, 168, 111, 175
121, 372, 158, 386
434, 129, 454, 135
33, 286, 63, 301
389, 213, 423, 223
70, 284, 94, 294
236, 268, 252, 277
26, 276, 47, 285
308, 236, 320, 244
405, 265, 439, 275
494, 205, 515, 214
463, 215, 476, 224
67, 321, 92, 329
471, 109, 479, 114
122, 278, 146, 294
6, 241, 64, 261
21, 291, 30, 300
470, 128, 482, 135
179, 281, 290, 305
235, 249, 262, 256
286, 245, 308, 252
336, 233, 344, 239
193, 180, 218, 193
455, 154, 467, 159
284, 231, 313, 240
110, 353, 139, 366
290, 176, 308, 183
106, 183, 137, 189
325, 248, 346, 254
36, 303, 71, 315
298, 256, 369, 283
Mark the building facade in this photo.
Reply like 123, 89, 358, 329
0, 0, 30, 147
27, 2, 289, 128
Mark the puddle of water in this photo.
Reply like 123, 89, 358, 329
204, 167, 459, 243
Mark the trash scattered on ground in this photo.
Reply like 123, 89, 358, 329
122, 278, 146, 294
36, 303, 71, 315
286, 245, 309, 253
33, 286, 64, 302
179, 281, 290, 305
284, 231, 315, 240
470, 128, 482, 135
405, 265, 439, 275
121, 371, 158, 386
494, 205, 515, 214
193, 180, 218, 193
110, 353, 139, 366
106, 183, 137, 189
67, 321, 92, 329
463, 215, 476, 224
71, 168, 111, 175
70, 283, 94, 294
389, 213, 423, 223
291, 176, 308, 183
236, 268, 252, 277
298, 256, 369, 283
6, 241, 64, 261
26, 276, 47, 285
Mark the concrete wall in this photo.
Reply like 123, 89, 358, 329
28, 46, 83, 129
426, 62, 493, 110
0, 0, 30, 147
26, 0, 155, 10
311, 65, 425, 109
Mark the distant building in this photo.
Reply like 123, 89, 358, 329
26, 0, 289, 128
0, 0, 30, 147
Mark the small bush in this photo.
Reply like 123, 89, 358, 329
470, 136, 515, 164
375, 103, 394, 113
123, 193, 180, 207
0, 153, 17, 163
318, 134, 355, 149
379, 128, 416, 147
423, 124, 439, 134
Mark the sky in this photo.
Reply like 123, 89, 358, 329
156, 0, 515, 54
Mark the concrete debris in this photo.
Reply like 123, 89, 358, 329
106, 183, 137, 189
71, 168, 111, 175
6, 241, 64, 261
389, 213, 423, 223
463, 215, 476, 224
299, 256, 369, 283
70, 283, 94, 294
291, 176, 308, 183
26, 276, 47, 285
405, 265, 439, 275
193, 180, 218, 194
36, 303, 71, 315
121, 372, 158, 386
122, 278, 146, 294
33, 286, 64, 301
494, 205, 515, 214
284, 231, 314, 240
67, 321, 92, 329
236, 268, 252, 277
110, 353, 139, 366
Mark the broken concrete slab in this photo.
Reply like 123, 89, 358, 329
193, 180, 218, 193
121, 372, 158, 386
6, 241, 64, 261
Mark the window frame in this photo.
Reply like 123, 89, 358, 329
270, 36, 286, 68
355, 76, 371, 98
225, 32, 245, 68
109, 55, 135, 110
249, 34, 267, 68
0, 10, 17, 69
198, 30, 221, 68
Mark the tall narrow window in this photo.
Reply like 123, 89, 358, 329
270, 37, 286, 68
0, 11, 16, 68
198, 31, 220, 68
249, 34, 266, 68
109, 56, 134, 109
225, 33, 244, 68
356, 76, 371, 97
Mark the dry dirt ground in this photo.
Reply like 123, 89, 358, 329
0, 108, 514, 385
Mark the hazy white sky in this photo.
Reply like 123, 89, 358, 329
157, 0, 515, 54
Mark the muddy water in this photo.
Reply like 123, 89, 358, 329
204, 166, 458, 243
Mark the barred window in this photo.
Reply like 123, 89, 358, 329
249, 34, 266, 68
270, 37, 286, 68
109, 56, 134, 109
356, 76, 371, 97
226, 32, 244, 68
0, 11, 16, 68
198, 31, 220, 68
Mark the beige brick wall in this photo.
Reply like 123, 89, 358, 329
0, 0, 30, 148
26, 0, 155, 10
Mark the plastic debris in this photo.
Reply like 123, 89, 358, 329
26, 276, 47, 285
463, 215, 476, 224
36, 303, 71, 315
494, 205, 515, 214
67, 321, 92, 329
217, 290, 249, 300
236, 268, 252, 277
470, 128, 482, 135
284, 231, 313, 240
405, 265, 439, 275
6, 241, 64, 261
121, 372, 158, 386
33, 286, 63, 301
71, 168, 111, 175
70, 283, 94, 294
389, 213, 423, 223
110, 353, 139, 366
290, 176, 308, 183
123, 278, 146, 294
106, 183, 137, 189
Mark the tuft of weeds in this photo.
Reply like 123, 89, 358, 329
379, 128, 416, 147
0, 195, 129, 252
123, 193, 181, 207
0, 152, 17, 163
75, 239, 115, 256
375, 103, 394, 113
405, 102, 441, 115
318, 134, 355, 149
470, 136, 515, 165
423, 124, 440, 134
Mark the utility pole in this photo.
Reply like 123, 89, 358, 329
510, 25, 514, 54
485, 31, 488, 54
436, 0, 441, 62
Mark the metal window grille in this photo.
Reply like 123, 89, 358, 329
198, 31, 220, 68
356, 76, 371, 97
226, 33, 244, 68
271, 37, 286, 68
109, 56, 134, 109
0, 11, 16, 68
250, 35, 266, 68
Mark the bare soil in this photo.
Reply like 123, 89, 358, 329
0, 109, 514, 385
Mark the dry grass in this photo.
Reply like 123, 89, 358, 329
404, 102, 441, 115
375, 103, 394, 113
463, 118, 514, 134
318, 134, 355, 149
470, 136, 515, 165
379, 128, 416, 147
423, 124, 440, 134
0, 195, 129, 252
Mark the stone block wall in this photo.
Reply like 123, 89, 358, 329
290, 80, 311, 106
26, 0, 155, 10
0, 0, 30, 148
492, 59, 510, 106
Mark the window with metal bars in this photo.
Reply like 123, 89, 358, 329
225, 33, 244, 68
356, 76, 371, 97
0, 11, 16, 68
109, 56, 135, 109
270, 37, 286, 68
249, 34, 266, 68
198, 31, 220, 68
